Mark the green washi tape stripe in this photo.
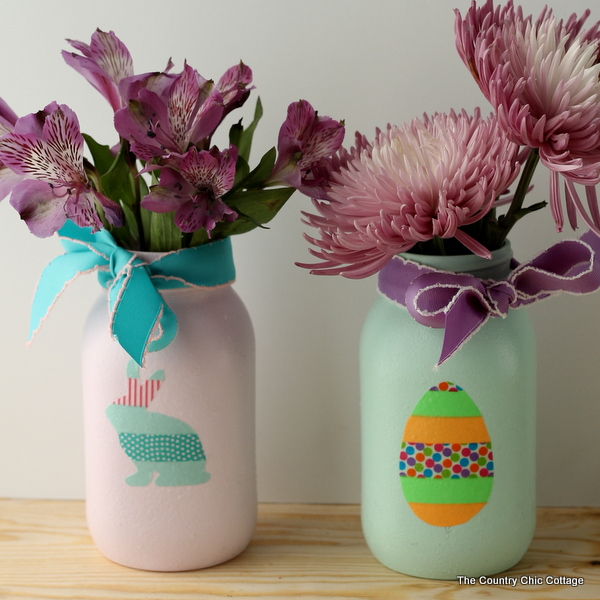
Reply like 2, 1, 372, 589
410, 390, 482, 417
400, 476, 493, 504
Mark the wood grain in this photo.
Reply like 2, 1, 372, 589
0, 500, 598, 599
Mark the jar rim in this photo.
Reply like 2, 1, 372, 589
398, 240, 513, 268
399, 241, 513, 280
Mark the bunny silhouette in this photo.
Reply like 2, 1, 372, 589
105, 362, 211, 486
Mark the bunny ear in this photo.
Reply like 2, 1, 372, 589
149, 369, 165, 381
115, 366, 163, 408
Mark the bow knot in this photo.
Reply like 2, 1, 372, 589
108, 245, 143, 281
485, 280, 517, 314
379, 231, 600, 365
407, 274, 519, 326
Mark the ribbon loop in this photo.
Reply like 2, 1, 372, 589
378, 230, 600, 365
30, 221, 236, 366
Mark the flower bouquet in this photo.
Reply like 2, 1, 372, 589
0, 30, 344, 251
295, 0, 600, 579
0, 28, 344, 366
0, 29, 344, 571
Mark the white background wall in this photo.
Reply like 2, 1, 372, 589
0, 0, 598, 506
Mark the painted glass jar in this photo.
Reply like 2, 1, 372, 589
81, 244, 256, 571
360, 243, 536, 579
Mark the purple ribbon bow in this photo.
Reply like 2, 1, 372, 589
378, 231, 600, 365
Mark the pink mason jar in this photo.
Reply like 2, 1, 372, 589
80, 236, 257, 571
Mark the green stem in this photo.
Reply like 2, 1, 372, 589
120, 139, 146, 251
131, 171, 146, 251
84, 163, 111, 231
494, 148, 540, 246
433, 236, 446, 255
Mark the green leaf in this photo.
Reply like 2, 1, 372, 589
140, 206, 152, 249
190, 228, 210, 247
135, 177, 150, 250
148, 211, 183, 252
237, 97, 263, 164
233, 154, 250, 187
106, 203, 141, 249
107, 227, 132, 249
100, 143, 136, 207
229, 120, 243, 148
234, 147, 276, 191
217, 187, 295, 236
121, 203, 140, 242
516, 201, 548, 219
83, 134, 115, 176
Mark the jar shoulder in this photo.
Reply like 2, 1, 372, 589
361, 295, 536, 366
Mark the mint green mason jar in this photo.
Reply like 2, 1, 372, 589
360, 243, 536, 579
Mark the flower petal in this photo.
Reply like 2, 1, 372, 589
141, 168, 193, 213
188, 90, 224, 143
86, 29, 133, 85
118, 67, 175, 104
94, 190, 124, 227
114, 92, 172, 160
0, 166, 23, 201
64, 190, 103, 231
63, 29, 133, 111
216, 61, 254, 107
0, 97, 18, 133
453, 228, 493, 259
174, 196, 236, 234
167, 63, 207, 152
141, 187, 186, 213
272, 99, 345, 189
0, 104, 85, 185
180, 146, 237, 197
174, 198, 209, 233
9, 179, 67, 237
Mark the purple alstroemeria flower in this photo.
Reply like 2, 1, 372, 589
0, 97, 24, 200
269, 100, 345, 197
213, 61, 254, 121
114, 62, 225, 163
0, 102, 124, 237
62, 28, 134, 112
141, 145, 238, 235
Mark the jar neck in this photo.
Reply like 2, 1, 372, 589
400, 241, 513, 281
112, 239, 236, 294
131, 250, 234, 296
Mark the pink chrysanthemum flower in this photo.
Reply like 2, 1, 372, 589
299, 109, 521, 278
455, 0, 600, 232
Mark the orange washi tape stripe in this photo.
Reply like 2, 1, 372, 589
403, 416, 490, 444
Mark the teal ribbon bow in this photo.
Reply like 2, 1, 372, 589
29, 222, 236, 366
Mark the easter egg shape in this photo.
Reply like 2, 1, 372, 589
399, 382, 494, 527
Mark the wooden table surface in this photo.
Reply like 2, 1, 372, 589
0, 500, 598, 599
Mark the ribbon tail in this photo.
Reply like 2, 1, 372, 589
437, 297, 488, 365
29, 251, 106, 343
148, 304, 178, 353
108, 266, 174, 367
